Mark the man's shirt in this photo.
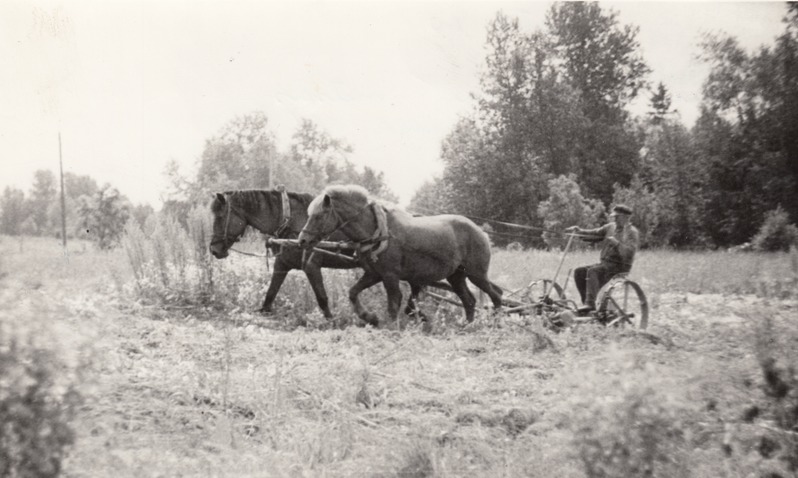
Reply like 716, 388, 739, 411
580, 222, 640, 269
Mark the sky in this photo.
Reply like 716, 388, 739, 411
0, 1, 788, 208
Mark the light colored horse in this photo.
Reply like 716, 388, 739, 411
297, 185, 502, 326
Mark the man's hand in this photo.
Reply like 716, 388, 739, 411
607, 236, 620, 246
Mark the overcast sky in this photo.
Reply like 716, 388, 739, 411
0, 1, 788, 208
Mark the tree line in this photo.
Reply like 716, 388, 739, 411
409, 3, 798, 250
0, 116, 397, 249
161, 114, 397, 222
0, 170, 153, 249
4, 3, 797, 252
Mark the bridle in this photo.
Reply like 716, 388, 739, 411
299, 196, 390, 261
211, 192, 285, 247
210, 196, 246, 252
300, 197, 367, 241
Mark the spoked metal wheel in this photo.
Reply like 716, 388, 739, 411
596, 276, 649, 329
522, 279, 565, 302
502, 279, 568, 316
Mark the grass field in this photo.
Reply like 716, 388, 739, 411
1, 234, 797, 477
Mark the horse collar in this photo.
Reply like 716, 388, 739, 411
357, 202, 390, 262
274, 188, 292, 237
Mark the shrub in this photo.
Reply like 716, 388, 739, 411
751, 316, 798, 473
574, 386, 688, 478
569, 357, 690, 478
0, 326, 81, 478
77, 185, 131, 250
122, 207, 220, 307
612, 175, 660, 248
506, 241, 523, 252
538, 175, 605, 250
752, 207, 798, 252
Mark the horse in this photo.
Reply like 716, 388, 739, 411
297, 185, 503, 326
208, 189, 429, 319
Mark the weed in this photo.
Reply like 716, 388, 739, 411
751, 316, 798, 472
0, 325, 83, 478
394, 442, 436, 478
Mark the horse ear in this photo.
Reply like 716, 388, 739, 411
323, 194, 331, 209
215, 193, 226, 204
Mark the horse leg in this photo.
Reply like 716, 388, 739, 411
260, 257, 292, 314
349, 272, 383, 327
302, 260, 333, 319
382, 274, 403, 324
404, 283, 427, 321
466, 274, 504, 310
448, 270, 476, 323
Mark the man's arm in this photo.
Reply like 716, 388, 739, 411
568, 224, 611, 239
610, 227, 639, 264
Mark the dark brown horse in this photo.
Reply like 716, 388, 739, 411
297, 185, 503, 326
209, 189, 428, 319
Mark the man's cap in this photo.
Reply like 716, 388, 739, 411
610, 204, 633, 216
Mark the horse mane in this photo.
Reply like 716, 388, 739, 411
319, 184, 406, 215
321, 184, 371, 202
210, 189, 315, 215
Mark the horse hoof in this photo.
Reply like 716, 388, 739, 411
361, 312, 380, 327
257, 307, 273, 315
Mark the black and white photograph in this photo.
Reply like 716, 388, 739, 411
1, 1, 797, 476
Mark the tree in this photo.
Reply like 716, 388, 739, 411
546, 2, 650, 203
130, 204, 155, 228
439, 116, 497, 219
696, 22, 798, 245
287, 119, 396, 199
648, 82, 675, 125
611, 175, 660, 248
751, 206, 798, 252
78, 185, 131, 249
194, 112, 281, 200
28, 170, 57, 235
546, 2, 650, 117
537, 174, 605, 249
441, 16, 574, 239
408, 177, 450, 215
289, 118, 352, 189
640, 119, 704, 247
438, 5, 651, 236
0, 187, 27, 236
63, 172, 98, 200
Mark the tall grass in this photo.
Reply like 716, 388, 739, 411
121, 214, 798, 324
123, 207, 233, 309
120, 208, 368, 321
491, 247, 798, 299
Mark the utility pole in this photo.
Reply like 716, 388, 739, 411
59, 132, 67, 250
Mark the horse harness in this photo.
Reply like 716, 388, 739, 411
273, 186, 292, 238
212, 189, 295, 252
303, 198, 390, 263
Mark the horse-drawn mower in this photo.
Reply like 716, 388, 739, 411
270, 233, 649, 332
213, 186, 648, 330
417, 231, 649, 331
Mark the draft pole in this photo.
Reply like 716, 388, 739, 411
59, 132, 68, 253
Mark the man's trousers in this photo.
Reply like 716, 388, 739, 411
573, 262, 627, 309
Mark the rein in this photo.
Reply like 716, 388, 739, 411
407, 205, 599, 240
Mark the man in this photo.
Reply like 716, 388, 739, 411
565, 204, 639, 314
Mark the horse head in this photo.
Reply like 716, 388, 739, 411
209, 192, 249, 259
297, 193, 339, 252
298, 185, 372, 250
